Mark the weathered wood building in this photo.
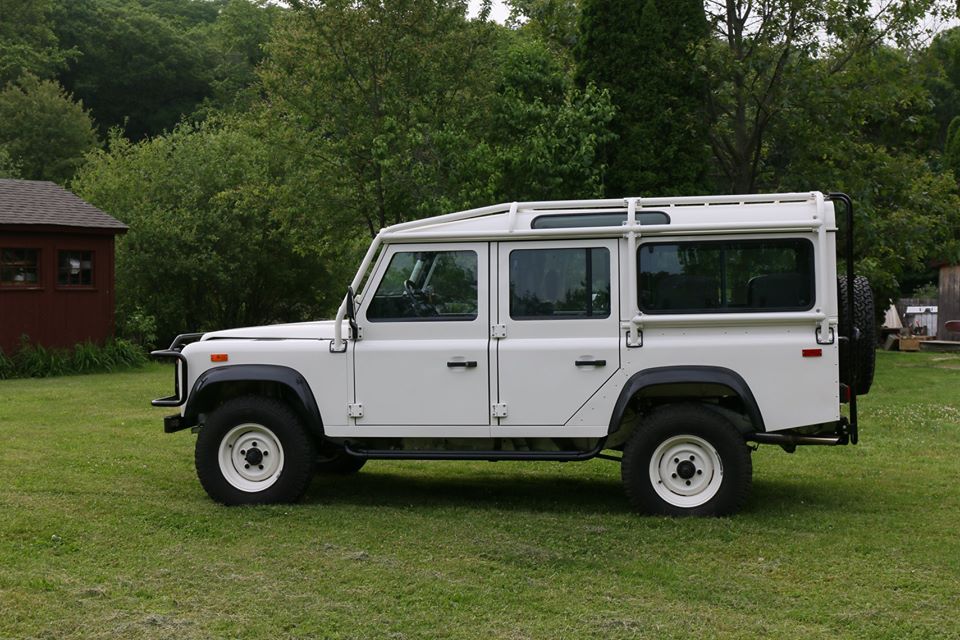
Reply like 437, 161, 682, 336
0, 179, 127, 354
940, 263, 960, 341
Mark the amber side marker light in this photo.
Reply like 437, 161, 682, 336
802, 348, 822, 358
211, 354, 229, 362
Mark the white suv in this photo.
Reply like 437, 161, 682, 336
152, 192, 875, 516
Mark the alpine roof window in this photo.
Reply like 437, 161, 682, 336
532, 211, 669, 229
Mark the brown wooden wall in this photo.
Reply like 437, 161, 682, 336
0, 229, 117, 354
939, 265, 960, 341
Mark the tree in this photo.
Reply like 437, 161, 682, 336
576, 0, 711, 196
0, 75, 98, 183
72, 119, 344, 345
261, 0, 501, 236
51, 0, 214, 138
0, 0, 69, 86
202, 0, 282, 110
702, 0, 952, 194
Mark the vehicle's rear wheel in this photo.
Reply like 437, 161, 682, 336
316, 441, 366, 475
621, 404, 752, 517
196, 396, 316, 505
838, 274, 876, 395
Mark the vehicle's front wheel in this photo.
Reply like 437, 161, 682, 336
195, 396, 316, 505
621, 404, 752, 517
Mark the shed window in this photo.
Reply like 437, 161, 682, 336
58, 251, 94, 286
1, 248, 40, 286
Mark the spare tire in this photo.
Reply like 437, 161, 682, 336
838, 275, 876, 395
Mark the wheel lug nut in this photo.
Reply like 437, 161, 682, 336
697, 469, 703, 475
252, 442, 257, 447
674, 458, 679, 463
263, 451, 268, 456
244, 464, 250, 469
689, 455, 695, 461
240, 450, 246, 455
685, 480, 691, 486
258, 465, 263, 470
671, 473, 677, 478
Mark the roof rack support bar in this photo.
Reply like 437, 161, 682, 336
624, 198, 642, 347
506, 201, 519, 232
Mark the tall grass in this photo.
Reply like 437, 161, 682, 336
0, 337, 146, 379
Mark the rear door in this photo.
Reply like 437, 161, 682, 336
494, 239, 621, 427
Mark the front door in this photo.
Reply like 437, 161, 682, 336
353, 242, 490, 428
495, 239, 621, 426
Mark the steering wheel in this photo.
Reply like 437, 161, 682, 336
403, 280, 438, 316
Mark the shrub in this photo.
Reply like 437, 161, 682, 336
0, 337, 146, 379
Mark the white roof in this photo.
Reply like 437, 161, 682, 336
379, 192, 835, 243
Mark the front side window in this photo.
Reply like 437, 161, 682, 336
58, 251, 94, 286
1, 248, 40, 286
639, 239, 814, 313
367, 250, 478, 321
510, 247, 610, 320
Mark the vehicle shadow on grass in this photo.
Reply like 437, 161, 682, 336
301, 467, 875, 518
745, 477, 874, 518
303, 468, 631, 514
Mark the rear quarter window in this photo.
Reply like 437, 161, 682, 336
638, 239, 814, 313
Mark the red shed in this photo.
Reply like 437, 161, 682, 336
0, 179, 128, 354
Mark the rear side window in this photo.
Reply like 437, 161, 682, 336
510, 247, 610, 319
367, 250, 478, 321
639, 239, 814, 313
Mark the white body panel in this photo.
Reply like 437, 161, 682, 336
172, 192, 844, 440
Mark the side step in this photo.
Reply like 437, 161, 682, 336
746, 432, 847, 446
343, 439, 607, 462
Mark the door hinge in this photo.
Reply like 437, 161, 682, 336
350, 325, 363, 341
491, 403, 508, 418
491, 324, 507, 339
347, 403, 364, 418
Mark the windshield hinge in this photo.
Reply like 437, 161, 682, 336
491, 324, 507, 339
491, 403, 508, 418
347, 403, 364, 418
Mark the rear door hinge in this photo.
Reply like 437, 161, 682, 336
491, 324, 507, 339
347, 403, 364, 418
491, 403, 508, 418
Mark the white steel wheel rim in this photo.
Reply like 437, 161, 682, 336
217, 423, 285, 493
649, 434, 723, 508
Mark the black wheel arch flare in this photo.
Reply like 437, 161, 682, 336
183, 365, 324, 439
607, 366, 765, 436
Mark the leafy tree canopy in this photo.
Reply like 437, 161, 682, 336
0, 75, 98, 183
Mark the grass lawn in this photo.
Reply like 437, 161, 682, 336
1, 352, 958, 639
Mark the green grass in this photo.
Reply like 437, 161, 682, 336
1, 353, 958, 639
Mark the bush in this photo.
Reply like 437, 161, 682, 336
0, 337, 147, 380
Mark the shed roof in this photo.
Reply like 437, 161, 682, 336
0, 179, 127, 232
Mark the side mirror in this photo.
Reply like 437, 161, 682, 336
346, 286, 359, 340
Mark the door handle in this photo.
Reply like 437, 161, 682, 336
575, 359, 606, 367
447, 360, 478, 368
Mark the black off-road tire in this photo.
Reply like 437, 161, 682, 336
621, 404, 752, 517
196, 396, 316, 506
838, 275, 876, 396
316, 442, 367, 475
